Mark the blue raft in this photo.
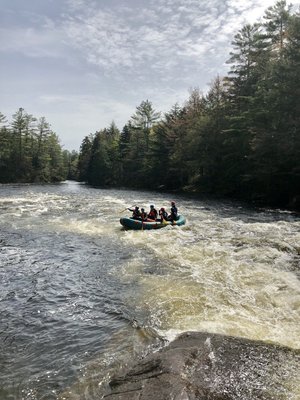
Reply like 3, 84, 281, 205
120, 215, 186, 230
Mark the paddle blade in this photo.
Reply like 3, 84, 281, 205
119, 204, 136, 213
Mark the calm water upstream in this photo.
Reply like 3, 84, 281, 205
0, 181, 299, 399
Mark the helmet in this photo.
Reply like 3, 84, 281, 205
135, 206, 139, 210
160, 207, 165, 211
150, 205, 154, 208
171, 201, 175, 205
141, 208, 144, 211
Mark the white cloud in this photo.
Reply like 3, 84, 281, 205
2, 0, 300, 150
61, 0, 284, 86
0, 25, 68, 59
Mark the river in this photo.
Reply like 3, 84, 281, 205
0, 181, 299, 399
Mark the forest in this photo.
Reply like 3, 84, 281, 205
0, 108, 77, 183
1, 1, 299, 210
77, 1, 300, 210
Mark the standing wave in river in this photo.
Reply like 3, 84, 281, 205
0, 181, 299, 399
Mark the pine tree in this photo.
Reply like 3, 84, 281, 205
78, 134, 93, 182
87, 132, 111, 186
0, 112, 13, 182
263, 0, 292, 53
1, 109, 68, 183
131, 100, 160, 152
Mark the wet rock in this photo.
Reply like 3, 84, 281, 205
104, 331, 300, 400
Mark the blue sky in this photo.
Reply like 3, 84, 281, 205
1, 0, 299, 150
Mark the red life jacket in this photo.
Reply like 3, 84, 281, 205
148, 209, 157, 219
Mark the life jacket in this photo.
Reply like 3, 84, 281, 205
148, 209, 157, 219
131, 209, 141, 218
171, 205, 177, 215
159, 209, 168, 220
170, 205, 178, 219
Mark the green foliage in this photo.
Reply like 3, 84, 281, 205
0, 108, 70, 183
263, 0, 292, 52
63, 150, 79, 180
77, 134, 93, 182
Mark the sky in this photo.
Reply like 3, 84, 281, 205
1, 0, 299, 151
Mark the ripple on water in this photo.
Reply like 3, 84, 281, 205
0, 183, 299, 399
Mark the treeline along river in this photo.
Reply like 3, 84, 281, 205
0, 181, 299, 399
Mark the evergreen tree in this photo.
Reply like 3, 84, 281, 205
31, 117, 51, 181
63, 150, 79, 180
249, 5, 300, 205
264, 0, 292, 52
0, 108, 68, 183
198, 77, 229, 193
131, 99, 160, 153
105, 122, 120, 185
73, 1, 300, 210
118, 124, 131, 184
159, 104, 189, 189
0, 112, 13, 182
77, 134, 93, 182
225, 23, 270, 196
11, 108, 29, 178
87, 132, 111, 186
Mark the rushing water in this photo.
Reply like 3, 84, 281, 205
0, 181, 299, 400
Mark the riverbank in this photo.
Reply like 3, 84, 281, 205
104, 331, 300, 400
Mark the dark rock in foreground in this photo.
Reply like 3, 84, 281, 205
104, 331, 300, 400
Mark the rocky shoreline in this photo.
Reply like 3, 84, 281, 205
103, 331, 300, 400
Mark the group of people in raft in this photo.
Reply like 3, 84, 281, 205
128, 201, 178, 223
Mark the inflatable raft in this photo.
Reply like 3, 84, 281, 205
120, 215, 186, 230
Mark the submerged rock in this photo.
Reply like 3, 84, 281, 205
104, 331, 300, 400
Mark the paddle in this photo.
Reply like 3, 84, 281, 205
120, 204, 136, 213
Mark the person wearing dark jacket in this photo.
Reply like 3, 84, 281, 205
168, 201, 178, 221
147, 205, 158, 220
159, 207, 168, 222
128, 206, 141, 219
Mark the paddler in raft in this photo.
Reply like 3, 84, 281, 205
159, 207, 168, 222
167, 201, 178, 221
128, 206, 141, 219
147, 204, 158, 221
140, 208, 147, 221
